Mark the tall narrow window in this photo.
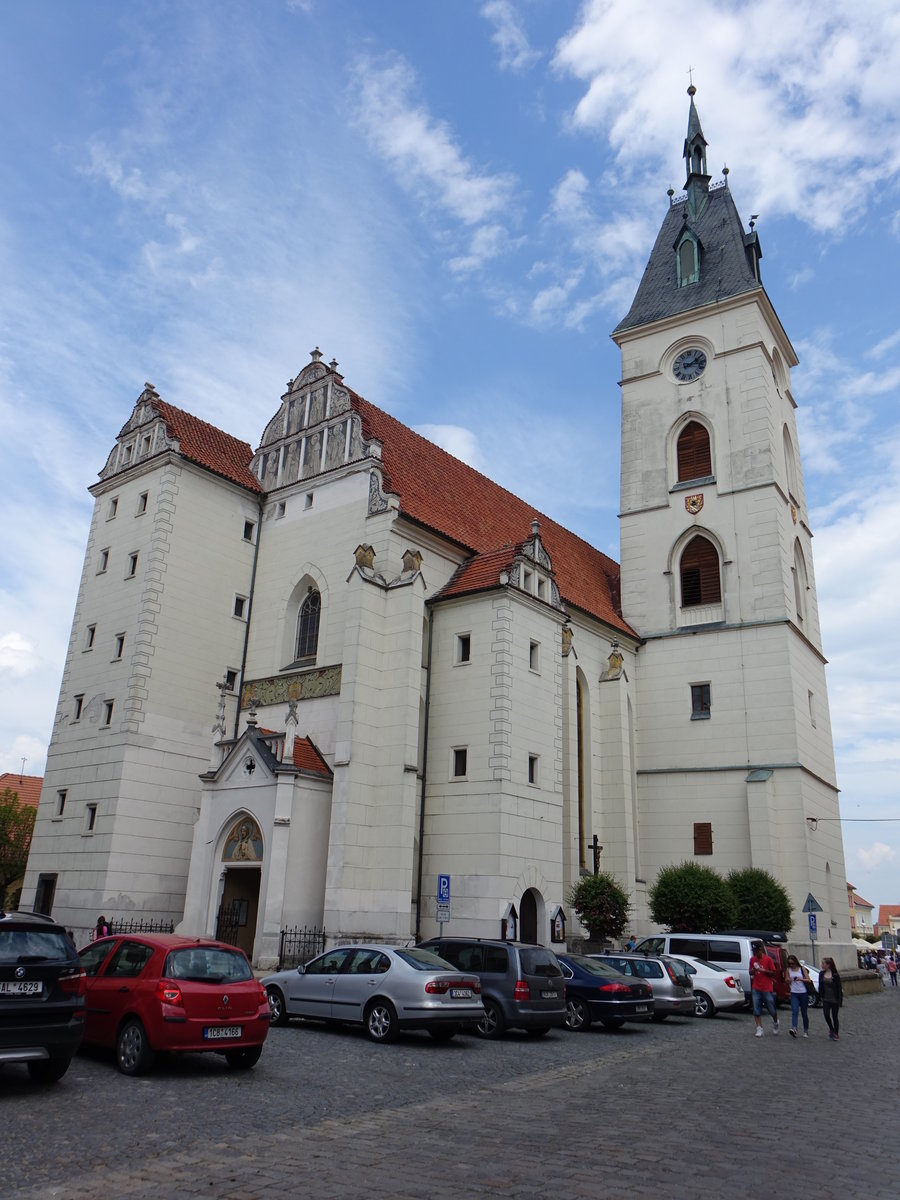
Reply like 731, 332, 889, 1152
680, 536, 721, 607
677, 234, 700, 286
103, 700, 114, 726
793, 541, 808, 624
56, 790, 67, 817
693, 822, 713, 855
690, 683, 711, 719
73, 694, 84, 721
295, 589, 321, 662
136, 491, 149, 515
113, 633, 125, 660
85, 624, 96, 650
126, 552, 138, 578
676, 421, 712, 481
452, 747, 468, 779
456, 634, 471, 664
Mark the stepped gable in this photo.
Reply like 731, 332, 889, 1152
151, 398, 262, 493
352, 393, 631, 634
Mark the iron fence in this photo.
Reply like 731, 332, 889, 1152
278, 924, 326, 969
107, 917, 175, 935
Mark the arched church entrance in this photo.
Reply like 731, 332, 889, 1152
520, 889, 539, 944
215, 816, 263, 958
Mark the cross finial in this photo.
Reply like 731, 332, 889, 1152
687, 66, 695, 93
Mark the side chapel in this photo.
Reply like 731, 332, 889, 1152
23, 92, 850, 964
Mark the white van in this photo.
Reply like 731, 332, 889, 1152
633, 932, 786, 998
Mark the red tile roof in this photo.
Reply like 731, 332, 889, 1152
292, 736, 332, 777
0, 773, 42, 810
151, 398, 263, 493
877, 905, 900, 927
353, 394, 630, 634
851, 893, 875, 910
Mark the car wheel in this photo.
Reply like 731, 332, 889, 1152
475, 999, 506, 1039
427, 1025, 458, 1042
365, 999, 398, 1043
266, 986, 289, 1027
27, 1056, 72, 1083
694, 991, 716, 1018
116, 1018, 155, 1076
600, 1017, 626, 1030
651, 1012, 668, 1022
224, 1045, 263, 1069
566, 996, 592, 1031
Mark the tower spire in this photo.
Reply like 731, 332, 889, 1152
683, 84, 710, 218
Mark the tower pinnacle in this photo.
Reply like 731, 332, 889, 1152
683, 85, 710, 218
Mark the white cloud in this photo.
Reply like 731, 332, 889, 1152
856, 841, 897, 870
414, 424, 486, 472
0, 633, 37, 677
481, 1, 541, 72
868, 329, 900, 360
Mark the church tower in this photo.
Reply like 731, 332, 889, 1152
612, 89, 849, 944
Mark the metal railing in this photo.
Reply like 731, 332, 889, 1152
107, 917, 176, 935
278, 925, 326, 970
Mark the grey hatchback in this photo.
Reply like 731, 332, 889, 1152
418, 938, 567, 1038
590, 953, 695, 1020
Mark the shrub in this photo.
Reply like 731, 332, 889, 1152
725, 867, 792, 933
568, 872, 631, 942
649, 862, 736, 932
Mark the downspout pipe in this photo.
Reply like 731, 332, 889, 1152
414, 608, 434, 942
234, 495, 264, 740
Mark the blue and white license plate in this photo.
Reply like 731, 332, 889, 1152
450, 988, 473, 998
203, 1025, 242, 1040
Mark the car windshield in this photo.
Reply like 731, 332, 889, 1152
519, 948, 563, 977
395, 948, 455, 971
164, 947, 252, 983
0, 930, 71, 963
565, 955, 623, 979
665, 958, 692, 981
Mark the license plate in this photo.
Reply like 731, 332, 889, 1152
203, 1025, 242, 1040
0, 981, 41, 996
541, 990, 557, 999
450, 988, 473, 999
635, 1004, 648, 1013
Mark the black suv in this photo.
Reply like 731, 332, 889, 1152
418, 938, 566, 1038
0, 911, 86, 1082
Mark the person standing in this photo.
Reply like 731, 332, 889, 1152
877, 957, 889, 989
888, 956, 898, 988
93, 915, 110, 941
750, 940, 779, 1037
785, 955, 811, 1038
818, 957, 843, 1041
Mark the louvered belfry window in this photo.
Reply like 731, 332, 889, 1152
677, 421, 712, 481
680, 536, 721, 607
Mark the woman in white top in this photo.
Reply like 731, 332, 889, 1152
785, 954, 812, 1038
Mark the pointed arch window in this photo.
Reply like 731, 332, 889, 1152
677, 421, 712, 481
676, 232, 700, 286
793, 541, 808, 625
680, 536, 721, 607
295, 588, 321, 663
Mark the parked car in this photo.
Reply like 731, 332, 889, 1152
418, 937, 567, 1038
556, 953, 654, 1030
590, 953, 695, 1020
633, 932, 787, 1001
263, 944, 484, 1043
78, 934, 271, 1074
0, 911, 86, 1083
670, 955, 745, 1017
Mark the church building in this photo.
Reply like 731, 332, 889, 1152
23, 93, 850, 965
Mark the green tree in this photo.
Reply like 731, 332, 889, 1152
725, 867, 792, 933
0, 787, 36, 900
649, 862, 736, 933
568, 872, 631, 942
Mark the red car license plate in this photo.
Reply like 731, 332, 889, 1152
451, 988, 473, 998
203, 1025, 242, 1040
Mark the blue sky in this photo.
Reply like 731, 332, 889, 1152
1, 0, 898, 919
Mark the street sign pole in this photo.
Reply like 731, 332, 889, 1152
808, 912, 817, 965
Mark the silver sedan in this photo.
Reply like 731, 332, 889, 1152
261, 944, 484, 1043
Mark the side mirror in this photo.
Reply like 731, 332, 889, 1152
296, 964, 306, 975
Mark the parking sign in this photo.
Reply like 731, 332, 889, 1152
438, 874, 450, 903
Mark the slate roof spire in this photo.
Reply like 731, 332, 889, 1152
683, 85, 710, 219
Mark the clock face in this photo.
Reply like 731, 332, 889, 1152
673, 348, 707, 382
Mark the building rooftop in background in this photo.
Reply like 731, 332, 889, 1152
0, 773, 43, 810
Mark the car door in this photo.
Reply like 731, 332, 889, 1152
330, 949, 391, 1023
82, 940, 155, 1046
285, 948, 352, 1020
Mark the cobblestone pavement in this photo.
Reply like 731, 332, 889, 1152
3, 986, 898, 1199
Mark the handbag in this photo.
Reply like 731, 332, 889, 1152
804, 977, 816, 997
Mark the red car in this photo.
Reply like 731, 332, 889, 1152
78, 934, 270, 1075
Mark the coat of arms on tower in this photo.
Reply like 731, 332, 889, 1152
685, 494, 704, 514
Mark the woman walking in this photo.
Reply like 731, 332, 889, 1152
785, 954, 812, 1038
818, 957, 843, 1041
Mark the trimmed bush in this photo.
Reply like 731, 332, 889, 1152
649, 862, 736, 932
568, 872, 631, 942
725, 867, 792, 933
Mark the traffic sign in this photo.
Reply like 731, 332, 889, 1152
802, 893, 823, 914
808, 913, 817, 936
437, 902, 450, 924
438, 874, 450, 903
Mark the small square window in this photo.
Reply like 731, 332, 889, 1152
113, 633, 125, 660
73, 694, 84, 721
528, 754, 539, 785
97, 548, 109, 574
529, 640, 540, 672
452, 747, 468, 779
85, 803, 98, 833
85, 624, 96, 650
275, 501, 286, 519
304, 493, 314, 509
243, 520, 256, 542
56, 789, 67, 817
224, 668, 238, 692
691, 684, 711, 719
103, 700, 114, 726
136, 491, 148, 514
456, 634, 471, 664
234, 595, 248, 620
107, 497, 118, 520
126, 552, 138, 578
